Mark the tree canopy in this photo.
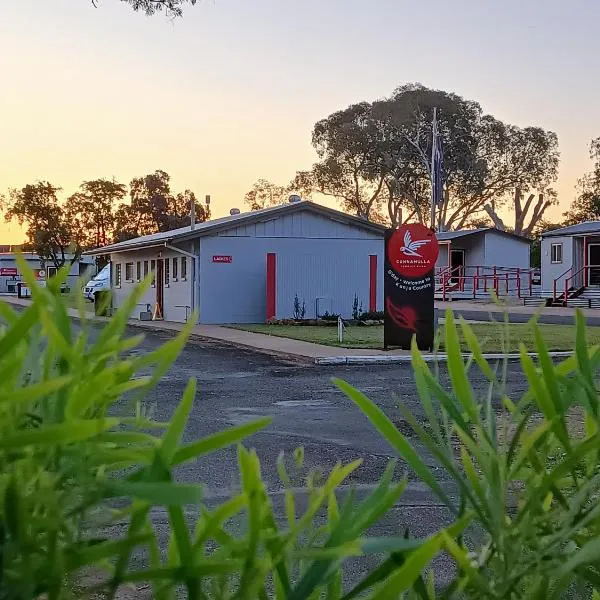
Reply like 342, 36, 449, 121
293, 84, 559, 233
93, 0, 198, 17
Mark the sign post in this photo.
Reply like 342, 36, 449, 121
384, 223, 439, 351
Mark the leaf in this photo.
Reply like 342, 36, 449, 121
161, 378, 196, 463
172, 417, 272, 464
0, 418, 119, 448
333, 378, 453, 511
0, 375, 72, 406
104, 481, 203, 505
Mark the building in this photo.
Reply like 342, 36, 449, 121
541, 221, 600, 305
434, 228, 533, 300
86, 201, 386, 324
0, 253, 95, 294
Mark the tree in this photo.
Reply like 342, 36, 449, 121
307, 102, 387, 220
66, 179, 127, 249
244, 179, 287, 211
113, 170, 209, 242
563, 137, 600, 225
92, 0, 197, 17
5, 182, 81, 269
302, 84, 559, 230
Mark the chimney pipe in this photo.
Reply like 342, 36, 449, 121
190, 198, 196, 230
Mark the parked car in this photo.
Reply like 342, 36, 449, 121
83, 264, 110, 301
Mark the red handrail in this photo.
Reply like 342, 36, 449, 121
553, 267, 573, 301
563, 265, 590, 302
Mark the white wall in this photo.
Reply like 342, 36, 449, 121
484, 233, 530, 269
541, 235, 574, 291
110, 247, 193, 322
198, 236, 383, 323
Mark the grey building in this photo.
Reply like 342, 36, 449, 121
541, 221, 600, 301
435, 228, 532, 299
0, 252, 95, 294
86, 201, 386, 324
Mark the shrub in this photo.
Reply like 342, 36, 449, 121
359, 310, 385, 321
319, 311, 341, 322
337, 309, 600, 597
0, 259, 469, 599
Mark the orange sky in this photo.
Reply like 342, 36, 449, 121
1, 0, 597, 244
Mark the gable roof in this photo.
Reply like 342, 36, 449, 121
84, 201, 386, 255
437, 228, 531, 244
541, 221, 600, 238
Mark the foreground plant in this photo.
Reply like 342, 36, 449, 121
0, 261, 469, 599
337, 309, 600, 598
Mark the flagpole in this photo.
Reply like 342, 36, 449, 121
430, 107, 437, 231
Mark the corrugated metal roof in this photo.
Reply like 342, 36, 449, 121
436, 229, 488, 240
541, 221, 600, 237
84, 201, 386, 255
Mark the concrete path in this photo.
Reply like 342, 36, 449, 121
1, 295, 582, 364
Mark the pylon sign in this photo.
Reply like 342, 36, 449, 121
384, 224, 439, 350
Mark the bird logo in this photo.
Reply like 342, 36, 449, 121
399, 230, 431, 257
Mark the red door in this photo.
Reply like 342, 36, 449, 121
156, 259, 164, 317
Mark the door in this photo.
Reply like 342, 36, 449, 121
588, 244, 600, 286
156, 259, 164, 317
450, 250, 465, 284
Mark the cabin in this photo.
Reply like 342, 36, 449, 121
434, 228, 533, 300
541, 221, 600, 307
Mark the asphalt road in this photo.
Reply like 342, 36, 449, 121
99, 324, 532, 588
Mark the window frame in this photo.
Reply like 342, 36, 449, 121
150, 260, 156, 287
143, 260, 149, 278
115, 263, 122, 287
172, 257, 178, 281
551, 242, 563, 264
181, 257, 187, 281
136, 261, 141, 281
125, 262, 134, 282
164, 258, 170, 285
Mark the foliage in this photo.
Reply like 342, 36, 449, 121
564, 137, 600, 225
244, 179, 288, 210
320, 311, 341, 322
2, 265, 475, 599
352, 294, 363, 320
4, 182, 81, 269
65, 178, 127, 248
293, 293, 306, 320
359, 310, 385, 321
92, 0, 198, 17
293, 83, 559, 229
337, 309, 600, 596
113, 170, 209, 242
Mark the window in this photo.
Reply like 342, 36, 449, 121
150, 260, 156, 286
551, 243, 563, 264
115, 263, 122, 287
143, 260, 149, 278
125, 262, 134, 282
165, 259, 170, 285
136, 261, 141, 281
172, 257, 178, 280
181, 257, 187, 281
47, 266, 57, 278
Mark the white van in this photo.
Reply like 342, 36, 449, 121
83, 264, 110, 302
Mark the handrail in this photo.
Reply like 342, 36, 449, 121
553, 267, 573, 301
563, 265, 591, 303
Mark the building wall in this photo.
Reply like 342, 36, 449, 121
484, 233, 530, 269
541, 235, 574, 291
110, 245, 194, 323
198, 210, 383, 324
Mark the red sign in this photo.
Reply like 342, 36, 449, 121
0, 268, 18, 276
387, 223, 439, 278
212, 255, 232, 264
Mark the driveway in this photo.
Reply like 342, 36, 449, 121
102, 324, 530, 586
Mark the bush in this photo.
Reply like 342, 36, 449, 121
319, 311, 341, 322
359, 311, 384, 321
337, 309, 600, 597
0, 259, 469, 599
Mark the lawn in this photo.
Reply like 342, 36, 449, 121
230, 322, 600, 352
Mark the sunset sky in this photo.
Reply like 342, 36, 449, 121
1, 0, 598, 243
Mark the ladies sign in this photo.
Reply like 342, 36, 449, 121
384, 224, 439, 350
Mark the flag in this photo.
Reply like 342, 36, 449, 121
432, 113, 444, 206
